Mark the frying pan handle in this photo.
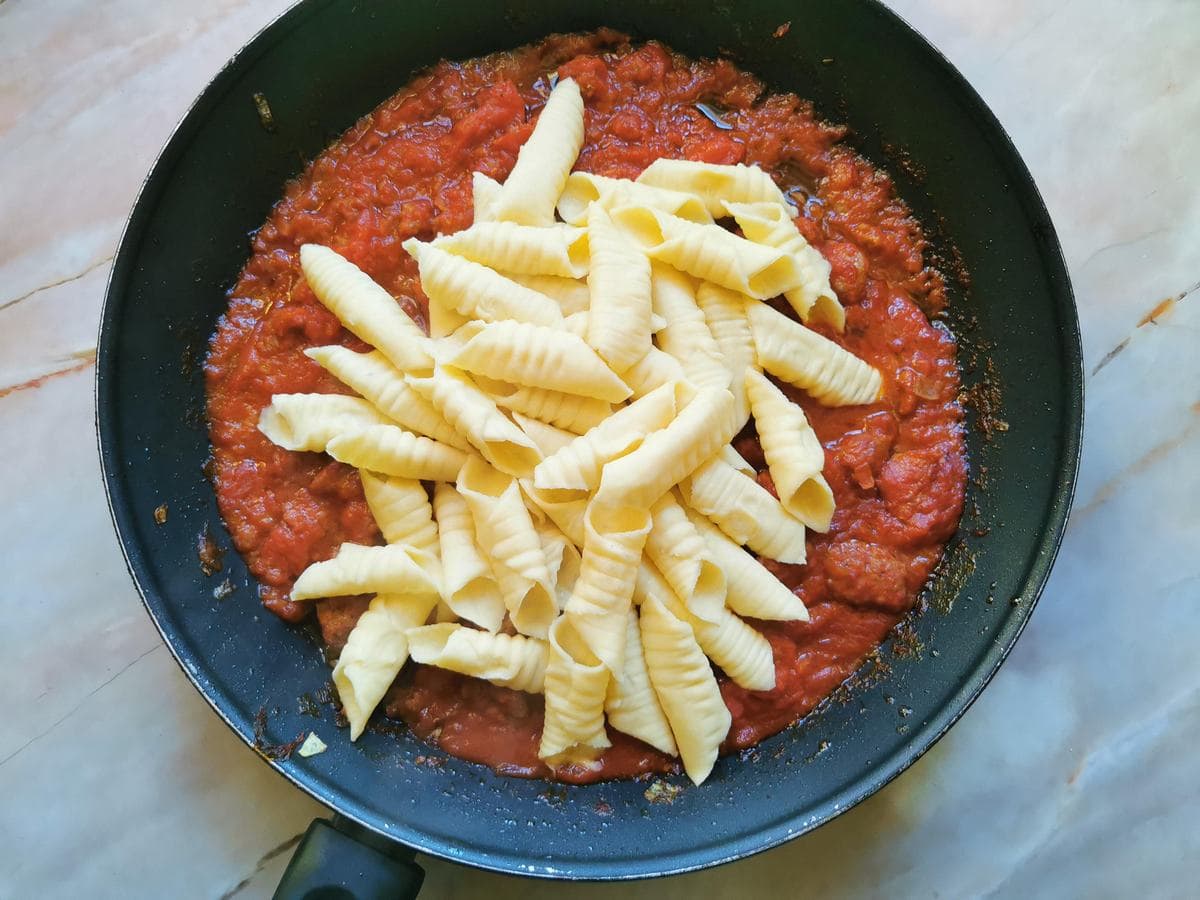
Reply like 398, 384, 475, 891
274, 813, 425, 899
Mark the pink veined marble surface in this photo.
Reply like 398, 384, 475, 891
1, 1, 1197, 897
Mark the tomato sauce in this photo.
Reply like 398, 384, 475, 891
205, 31, 966, 782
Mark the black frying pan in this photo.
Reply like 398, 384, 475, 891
96, 0, 1082, 893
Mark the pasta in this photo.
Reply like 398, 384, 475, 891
406, 623, 549, 693
720, 444, 755, 477
503, 272, 591, 315
695, 282, 756, 429
540, 616, 611, 761
258, 393, 390, 452
744, 368, 835, 532
471, 171, 502, 222
291, 542, 440, 601
359, 472, 438, 554
511, 413, 577, 456
635, 159, 789, 215
746, 302, 882, 406
604, 609, 677, 755
645, 491, 725, 623
650, 263, 730, 393
433, 221, 588, 279
557, 171, 712, 226
325, 423, 467, 482
520, 481, 587, 549
432, 483, 505, 632
585, 204, 653, 374
476, 375, 611, 434
619, 345, 687, 399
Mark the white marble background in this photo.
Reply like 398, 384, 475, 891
1, 0, 1197, 896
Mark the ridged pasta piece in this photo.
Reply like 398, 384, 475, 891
685, 508, 809, 622
563, 503, 652, 673
720, 444, 755, 477
258, 393, 390, 452
621, 345, 687, 399
634, 561, 776, 692
428, 296, 470, 339
635, 159, 789, 217
299, 244, 433, 374
433, 221, 589, 279
406, 365, 541, 477
489, 77, 583, 226
646, 491, 725, 623
304, 346, 469, 450
503, 272, 591, 315
360, 472, 437, 554
471, 171, 502, 222
540, 616, 611, 762
567, 309, 666, 335
511, 413, 577, 456
477, 375, 611, 434
605, 609, 677, 755
291, 543, 439, 601
585, 204, 653, 374
681, 456, 808, 565
744, 368, 835, 532
548, 532, 583, 610
532, 380, 681, 492
520, 482, 587, 548
333, 591, 440, 740
406, 623, 548, 693
402, 239, 563, 327
457, 456, 556, 638
650, 263, 730, 393
724, 201, 844, 330
611, 205, 804, 300
639, 593, 731, 785
325, 424, 467, 482
695, 282, 756, 428
746, 302, 881, 406
556, 171, 713, 226
432, 483, 505, 632
446, 320, 631, 402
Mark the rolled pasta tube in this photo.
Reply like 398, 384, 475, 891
532, 380, 681, 492
291, 542, 439, 601
471, 171, 502, 222
620, 345, 687, 399
258, 393, 391, 452
539, 615, 612, 762
478, 376, 611, 434
402, 239, 563, 327
428, 296, 470, 339
299, 244, 433, 374
333, 591, 439, 740
611, 205, 804, 301
446, 320, 631, 402
519, 481, 587, 548
304, 346, 469, 450
432, 483, 505, 632
634, 561, 776, 692
556, 171, 713, 226
433, 221, 588, 279
724, 200, 844, 330
406, 623, 549, 694
681, 456, 808, 565
503, 272, 591, 315
585, 204, 653, 374
639, 593, 731, 786
646, 491, 725, 623
511, 413, 577, 456
685, 507, 809, 622
325, 424, 467, 482
360, 472, 437, 554
744, 368, 835, 532
650, 263, 730, 393
568, 310, 667, 335
489, 78, 584, 227
406, 365, 542, 477
746, 302, 881, 406
605, 609, 677, 755
635, 159, 789, 217
720, 444, 755, 477
695, 282, 756, 429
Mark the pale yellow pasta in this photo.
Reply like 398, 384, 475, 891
532, 380, 681, 492
585, 204, 653, 374
406, 365, 542, 477
556, 171, 713, 226
635, 159, 788, 216
695, 282, 756, 428
360, 472, 437, 554
291, 543, 439, 601
540, 616, 611, 761
333, 591, 440, 740
746, 302, 881, 406
433, 221, 588, 279
402, 239, 563, 326
744, 368, 835, 532
650, 263, 730, 393
489, 78, 584, 226
257, 393, 390, 452
432, 483, 505, 632
634, 560, 775, 692
549, 534, 583, 610
477, 376, 611, 434
639, 593, 731, 785
685, 508, 809, 622
325, 424, 467, 482
646, 491, 725, 623
620, 345, 687, 399
447, 320, 631, 403
503, 272, 592, 315
605, 609, 677, 755
724, 200, 844, 330
299, 244, 433, 374
304, 346, 469, 450
520, 482, 587, 549
611, 205, 803, 300
567, 309, 666, 335
406, 623, 548, 693
472, 171, 502, 222
428, 296, 471, 339
511, 413, 577, 456
720, 444, 755, 477
457, 456, 557, 638
681, 456, 808, 565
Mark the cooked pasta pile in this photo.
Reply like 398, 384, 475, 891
258, 78, 881, 784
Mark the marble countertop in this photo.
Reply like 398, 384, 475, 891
2, 1, 1197, 896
